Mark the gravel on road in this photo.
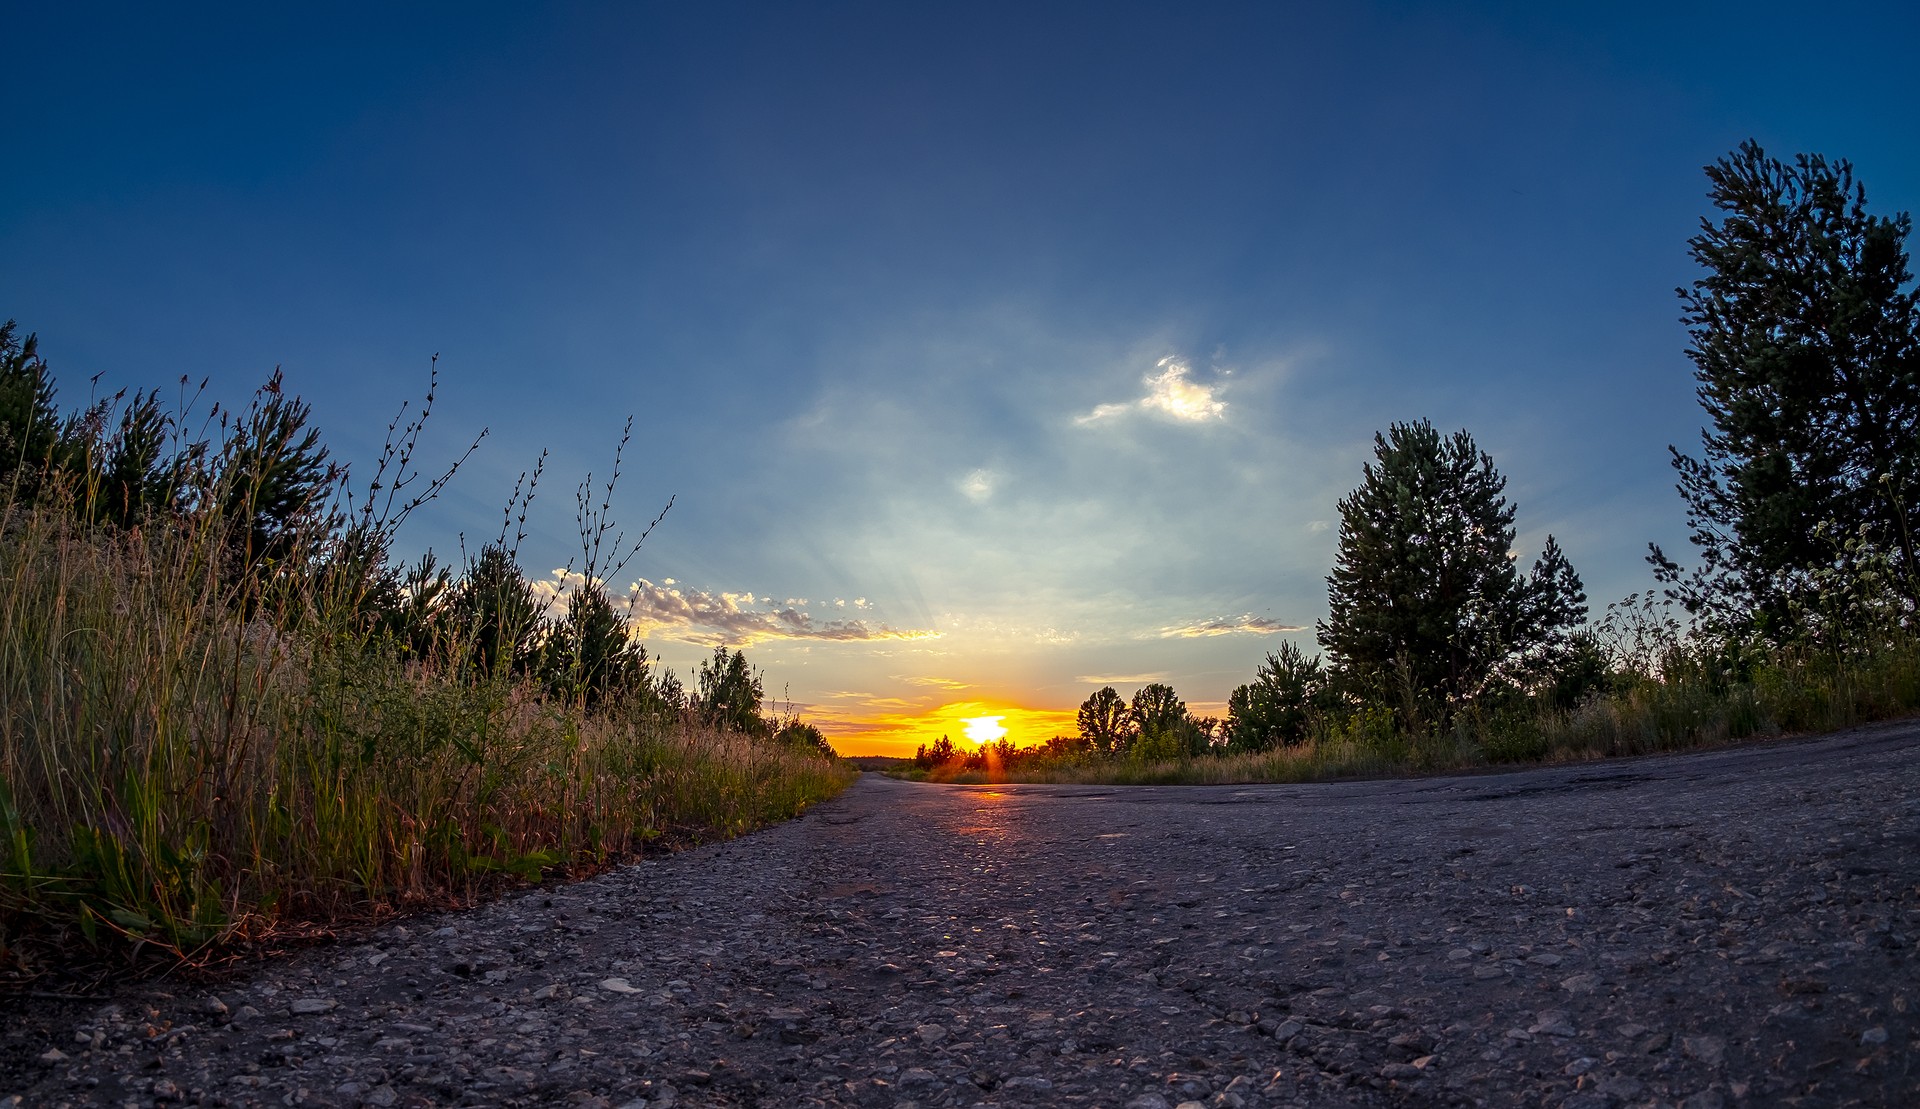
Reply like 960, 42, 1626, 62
5, 720, 1919, 1107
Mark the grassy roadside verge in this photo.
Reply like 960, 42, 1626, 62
894, 636, 1920, 786
0, 501, 852, 984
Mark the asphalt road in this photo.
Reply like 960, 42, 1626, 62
7, 721, 1919, 1106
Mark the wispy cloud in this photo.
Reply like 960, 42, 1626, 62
1077, 356, 1227, 426
625, 579, 937, 646
901, 675, 973, 690
959, 468, 996, 503
534, 571, 940, 647
1075, 672, 1168, 686
1155, 614, 1304, 638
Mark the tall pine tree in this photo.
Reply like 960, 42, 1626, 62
1319, 419, 1584, 727
1654, 141, 1920, 637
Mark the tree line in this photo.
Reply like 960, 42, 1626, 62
910, 140, 1919, 772
0, 329, 830, 752
1221, 141, 1920, 755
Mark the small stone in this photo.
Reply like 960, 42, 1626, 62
1126, 1095, 1172, 1109
898, 1067, 937, 1087
599, 978, 641, 994
1639, 1030, 1672, 1053
1682, 1033, 1727, 1066
1004, 1076, 1053, 1091
1271, 1020, 1304, 1042
204, 996, 230, 1016
1563, 1057, 1596, 1077
1527, 953, 1563, 967
914, 1023, 947, 1044
289, 998, 337, 1015
152, 1077, 181, 1099
1679, 1090, 1726, 1109
38, 1048, 67, 1063
1560, 973, 1600, 993
1598, 1075, 1647, 1100
1473, 965, 1505, 980
1528, 1010, 1576, 1037
1379, 1063, 1423, 1080
1862, 1026, 1889, 1045
1388, 1031, 1434, 1056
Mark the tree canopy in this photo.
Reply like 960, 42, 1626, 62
1227, 641, 1327, 751
1075, 686, 1131, 752
1655, 141, 1920, 639
697, 645, 765, 735
1319, 419, 1585, 727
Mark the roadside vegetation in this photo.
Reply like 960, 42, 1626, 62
901, 141, 1920, 787
0, 340, 847, 980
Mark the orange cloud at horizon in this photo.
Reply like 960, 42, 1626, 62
825, 699, 1080, 758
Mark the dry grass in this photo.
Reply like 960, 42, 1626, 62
0, 502, 849, 977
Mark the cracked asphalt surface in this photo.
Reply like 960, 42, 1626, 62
6, 720, 1919, 1106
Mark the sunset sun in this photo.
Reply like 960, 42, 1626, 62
961, 716, 1008, 744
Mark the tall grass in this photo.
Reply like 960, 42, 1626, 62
0, 429, 848, 978
1513, 634, 1920, 762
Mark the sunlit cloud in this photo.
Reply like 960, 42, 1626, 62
931, 612, 1084, 645
901, 675, 973, 690
1076, 356, 1227, 426
1155, 614, 1304, 638
959, 468, 996, 503
1078, 401, 1132, 424
1075, 672, 1168, 685
624, 578, 939, 646
534, 570, 940, 647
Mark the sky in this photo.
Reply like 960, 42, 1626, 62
5, 2, 1918, 755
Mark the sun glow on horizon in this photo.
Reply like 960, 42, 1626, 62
961, 715, 1008, 744
822, 698, 1080, 757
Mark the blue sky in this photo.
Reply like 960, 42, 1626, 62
6, 2, 1918, 753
